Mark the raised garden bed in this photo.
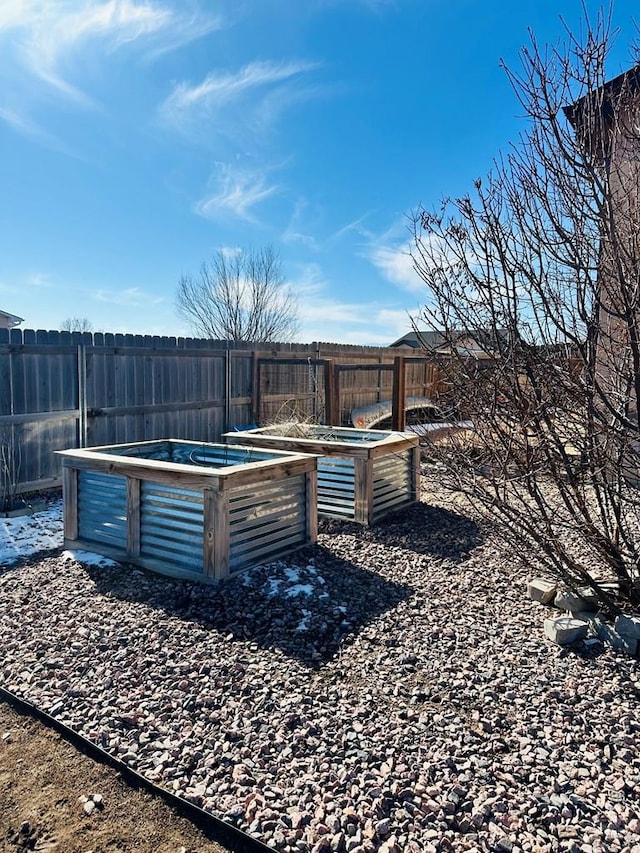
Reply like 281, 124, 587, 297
223, 424, 419, 524
56, 440, 317, 581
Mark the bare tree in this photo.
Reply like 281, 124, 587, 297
176, 246, 300, 342
411, 9, 640, 610
61, 317, 93, 333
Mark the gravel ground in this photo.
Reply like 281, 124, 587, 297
1, 471, 639, 853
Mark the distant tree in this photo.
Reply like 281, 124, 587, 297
61, 317, 93, 333
411, 11, 640, 611
176, 245, 300, 342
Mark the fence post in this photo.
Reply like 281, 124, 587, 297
251, 352, 260, 425
323, 359, 334, 425
392, 355, 406, 432
224, 346, 231, 433
333, 363, 342, 426
77, 343, 88, 448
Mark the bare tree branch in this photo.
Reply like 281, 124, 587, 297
176, 246, 300, 343
412, 10, 640, 611
61, 317, 93, 333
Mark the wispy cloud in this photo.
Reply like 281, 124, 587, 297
352, 216, 426, 293
0, 1, 221, 108
93, 286, 165, 306
159, 58, 320, 141
282, 199, 322, 250
0, 104, 87, 157
298, 298, 411, 346
195, 163, 281, 223
290, 262, 415, 345
164, 60, 316, 113
27, 272, 54, 288
368, 243, 423, 292
0, 105, 54, 140
329, 211, 376, 243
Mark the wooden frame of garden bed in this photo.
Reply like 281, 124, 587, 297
223, 425, 420, 525
56, 439, 317, 582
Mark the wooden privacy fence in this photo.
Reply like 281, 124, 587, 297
1, 330, 254, 493
255, 354, 443, 429
1, 329, 440, 495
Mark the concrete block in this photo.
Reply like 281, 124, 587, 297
528, 577, 557, 605
544, 616, 589, 646
593, 617, 638, 656
575, 586, 600, 611
571, 610, 599, 623
554, 587, 598, 612
554, 590, 582, 612
614, 614, 640, 641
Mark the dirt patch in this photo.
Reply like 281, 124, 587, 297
0, 701, 230, 853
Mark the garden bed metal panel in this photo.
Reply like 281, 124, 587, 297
223, 425, 419, 525
56, 439, 317, 581
77, 470, 128, 549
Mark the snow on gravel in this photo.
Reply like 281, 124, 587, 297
0, 501, 63, 563
0, 499, 116, 569
1, 476, 639, 853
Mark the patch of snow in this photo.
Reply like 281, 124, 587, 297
62, 550, 120, 569
296, 609, 311, 632
283, 567, 302, 582
0, 501, 63, 566
261, 561, 329, 603
266, 579, 282, 596
286, 583, 314, 598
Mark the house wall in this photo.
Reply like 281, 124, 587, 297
596, 94, 640, 418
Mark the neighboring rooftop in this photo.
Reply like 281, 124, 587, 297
0, 310, 24, 330
390, 328, 508, 356
389, 330, 447, 349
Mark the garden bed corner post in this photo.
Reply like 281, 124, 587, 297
203, 485, 230, 580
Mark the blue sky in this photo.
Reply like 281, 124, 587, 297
0, 1, 638, 345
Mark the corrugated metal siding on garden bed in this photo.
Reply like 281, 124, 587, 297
228, 475, 307, 571
316, 457, 356, 519
372, 450, 412, 521
78, 470, 127, 548
140, 482, 204, 573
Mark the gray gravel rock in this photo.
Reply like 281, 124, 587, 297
0, 471, 639, 851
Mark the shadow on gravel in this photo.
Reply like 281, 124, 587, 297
320, 501, 485, 564
83, 544, 412, 668
0, 548, 63, 577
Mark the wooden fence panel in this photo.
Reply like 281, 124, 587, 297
0, 354, 11, 417
0, 331, 81, 491
83, 347, 228, 448
227, 350, 254, 430
336, 363, 395, 425
257, 358, 328, 425
0, 329, 426, 494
